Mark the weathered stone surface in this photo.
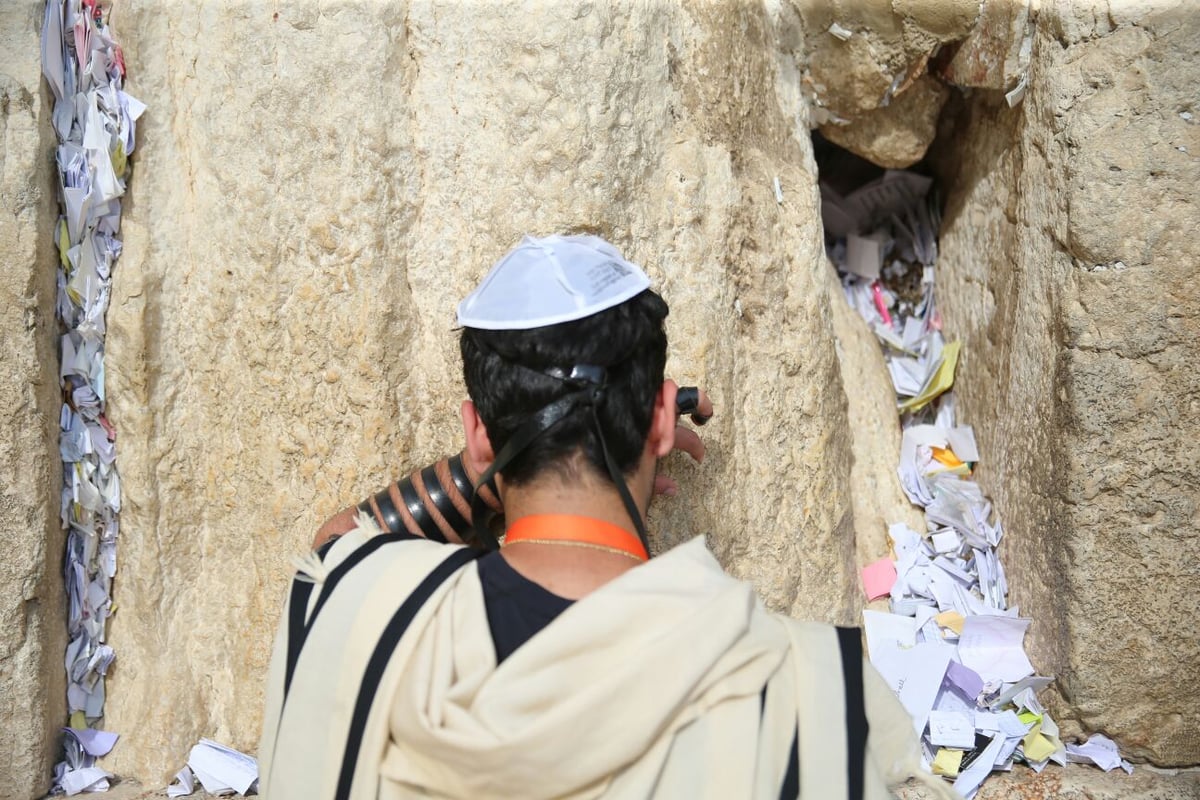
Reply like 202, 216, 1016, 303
1, 0, 1196, 791
825, 266, 925, 575
893, 0, 982, 42
939, 0, 1032, 90
934, 0, 1200, 767
898, 765, 1200, 799
796, 0, 982, 166
819, 73, 951, 167
101, 0, 859, 780
0, 3, 67, 798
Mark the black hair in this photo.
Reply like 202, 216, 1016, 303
460, 289, 669, 487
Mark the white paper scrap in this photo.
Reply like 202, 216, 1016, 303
188, 739, 259, 796
958, 615, 1034, 684
947, 426, 980, 462
59, 766, 113, 796
928, 709, 978, 749
828, 21, 853, 40
1065, 733, 1132, 773
167, 765, 197, 797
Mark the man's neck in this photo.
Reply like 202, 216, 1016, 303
496, 469, 652, 601
503, 478, 645, 538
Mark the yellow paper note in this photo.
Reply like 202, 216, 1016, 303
1018, 710, 1042, 726
1023, 724, 1057, 762
931, 446, 964, 468
899, 340, 961, 413
935, 610, 965, 636
932, 748, 963, 777
111, 141, 127, 176
58, 219, 71, 269
69, 710, 87, 730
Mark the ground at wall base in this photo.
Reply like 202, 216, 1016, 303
34, 765, 1200, 800
898, 764, 1200, 799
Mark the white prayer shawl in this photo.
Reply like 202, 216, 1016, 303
260, 520, 956, 800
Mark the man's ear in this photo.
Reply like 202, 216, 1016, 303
461, 400, 495, 477
647, 380, 678, 459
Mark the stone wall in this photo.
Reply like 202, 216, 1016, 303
0, 3, 68, 798
3, 0, 1199, 793
99, 0, 865, 781
933, 0, 1200, 766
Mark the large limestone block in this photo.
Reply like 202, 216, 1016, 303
0, 3, 68, 798
934, 1, 1200, 766
938, 0, 1032, 90
104, 0, 857, 779
819, 73, 950, 167
824, 266, 925, 570
1051, 5, 1200, 766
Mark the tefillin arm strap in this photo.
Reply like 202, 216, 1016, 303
469, 364, 650, 555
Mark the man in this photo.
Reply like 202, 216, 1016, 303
259, 235, 953, 799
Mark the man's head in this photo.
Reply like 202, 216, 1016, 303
456, 235, 673, 493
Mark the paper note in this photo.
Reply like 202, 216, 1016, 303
62, 727, 118, 757
1065, 733, 1132, 773
1023, 723, 1057, 762
931, 530, 960, 554
975, 710, 1032, 738
891, 642, 953, 736
991, 675, 1053, 710
944, 660, 984, 702
958, 615, 1034, 683
934, 610, 965, 636
862, 609, 917, 655
188, 739, 259, 796
932, 747, 964, 777
59, 766, 112, 796
947, 426, 980, 462
899, 340, 961, 414
167, 765, 196, 797
846, 233, 885, 279
929, 710, 978, 749
862, 557, 897, 600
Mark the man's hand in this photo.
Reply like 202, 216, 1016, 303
655, 387, 714, 497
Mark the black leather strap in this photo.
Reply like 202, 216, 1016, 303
676, 385, 711, 425
421, 465, 470, 535
447, 454, 475, 503
399, 476, 446, 542
372, 488, 403, 534
470, 390, 591, 550
589, 402, 649, 552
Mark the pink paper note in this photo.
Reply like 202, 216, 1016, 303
862, 557, 897, 600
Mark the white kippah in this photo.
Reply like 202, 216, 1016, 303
456, 234, 652, 330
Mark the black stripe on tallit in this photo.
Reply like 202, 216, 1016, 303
780, 725, 800, 800
284, 578, 315, 698
836, 626, 869, 800
334, 547, 483, 800
282, 532, 421, 706
282, 536, 342, 698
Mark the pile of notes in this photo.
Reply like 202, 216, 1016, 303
40, 0, 145, 791
824, 168, 1131, 797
